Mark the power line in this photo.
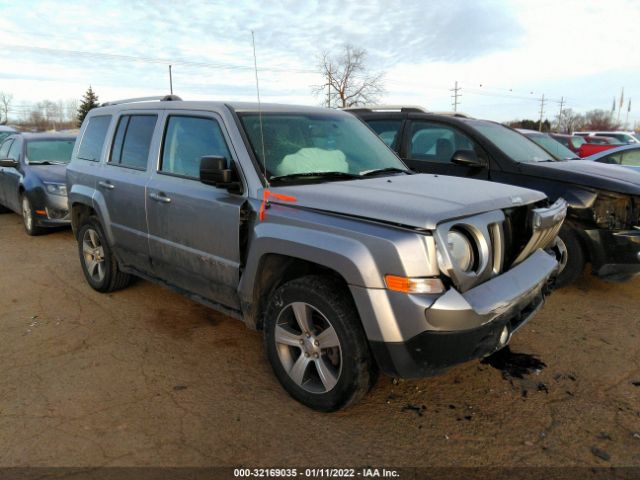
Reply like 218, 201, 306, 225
0, 43, 317, 75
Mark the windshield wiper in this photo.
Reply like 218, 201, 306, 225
359, 167, 412, 176
29, 160, 67, 165
269, 171, 361, 183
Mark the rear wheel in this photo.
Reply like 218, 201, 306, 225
21, 194, 44, 236
264, 275, 377, 411
555, 226, 585, 287
77, 217, 131, 292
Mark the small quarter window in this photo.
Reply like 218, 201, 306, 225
78, 115, 111, 161
160, 115, 231, 178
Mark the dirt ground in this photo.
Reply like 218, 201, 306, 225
0, 211, 639, 469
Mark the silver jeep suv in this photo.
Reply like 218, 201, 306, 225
66, 96, 566, 411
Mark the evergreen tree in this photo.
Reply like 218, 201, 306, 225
77, 86, 99, 126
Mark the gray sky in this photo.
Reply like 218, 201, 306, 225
0, 0, 639, 125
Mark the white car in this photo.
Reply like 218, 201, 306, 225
573, 131, 640, 144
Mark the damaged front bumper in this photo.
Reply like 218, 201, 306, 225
360, 249, 558, 378
582, 227, 640, 280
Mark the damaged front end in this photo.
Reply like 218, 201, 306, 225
569, 190, 640, 279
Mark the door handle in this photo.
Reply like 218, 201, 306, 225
98, 180, 115, 190
149, 192, 171, 204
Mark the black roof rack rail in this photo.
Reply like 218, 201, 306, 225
101, 94, 182, 107
343, 105, 427, 113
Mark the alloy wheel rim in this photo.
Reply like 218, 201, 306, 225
82, 228, 106, 283
274, 301, 342, 394
22, 197, 32, 231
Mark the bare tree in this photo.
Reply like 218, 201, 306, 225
0, 92, 13, 124
555, 108, 584, 133
582, 109, 622, 131
313, 45, 384, 108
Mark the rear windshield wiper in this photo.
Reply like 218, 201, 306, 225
269, 171, 362, 183
359, 167, 412, 176
29, 160, 67, 165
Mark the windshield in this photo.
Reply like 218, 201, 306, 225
0, 132, 14, 143
239, 112, 406, 181
26, 139, 75, 164
475, 123, 554, 162
526, 133, 578, 160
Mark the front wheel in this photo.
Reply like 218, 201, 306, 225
264, 275, 377, 412
77, 217, 131, 293
555, 226, 585, 287
21, 194, 44, 236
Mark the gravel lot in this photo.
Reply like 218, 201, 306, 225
0, 211, 639, 469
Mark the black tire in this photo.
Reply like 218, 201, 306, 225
20, 194, 45, 236
555, 226, 585, 287
77, 216, 131, 293
264, 275, 377, 412
0, 203, 10, 214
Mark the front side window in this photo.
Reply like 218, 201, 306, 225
110, 114, 157, 170
410, 121, 475, 163
239, 113, 405, 181
474, 122, 553, 162
366, 119, 403, 149
77, 115, 111, 161
26, 139, 76, 164
600, 152, 623, 164
161, 116, 231, 178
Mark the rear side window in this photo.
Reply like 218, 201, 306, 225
160, 115, 231, 178
366, 120, 402, 149
110, 115, 157, 170
77, 115, 111, 161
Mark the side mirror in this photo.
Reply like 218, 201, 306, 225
200, 155, 241, 192
451, 149, 484, 168
0, 158, 18, 168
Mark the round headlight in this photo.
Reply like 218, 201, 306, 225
447, 230, 475, 272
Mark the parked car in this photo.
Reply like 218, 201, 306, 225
349, 107, 640, 285
0, 125, 18, 143
518, 129, 579, 160
549, 133, 586, 154
586, 144, 640, 172
0, 132, 76, 235
574, 131, 640, 144
67, 96, 565, 411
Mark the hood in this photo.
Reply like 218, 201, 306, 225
269, 173, 545, 230
27, 163, 67, 183
518, 160, 640, 195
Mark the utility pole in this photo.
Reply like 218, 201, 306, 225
168, 65, 173, 95
327, 69, 332, 108
556, 96, 564, 132
450, 81, 461, 112
538, 94, 546, 131
625, 98, 631, 129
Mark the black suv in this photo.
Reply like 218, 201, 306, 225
349, 107, 640, 286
